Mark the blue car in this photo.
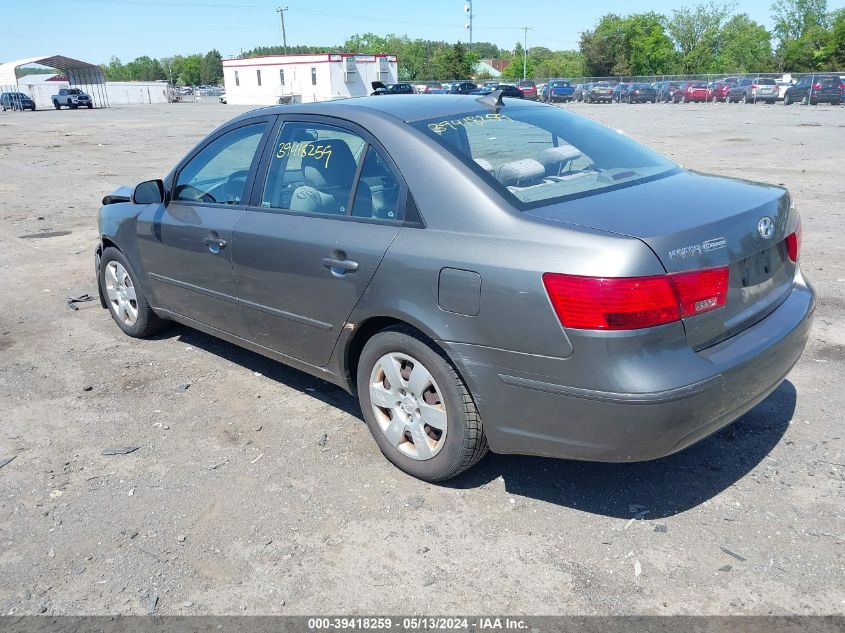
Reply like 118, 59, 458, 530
540, 79, 575, 103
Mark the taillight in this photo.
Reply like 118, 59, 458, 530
838, 83, 844, 90
542, 267, 729, 331
813, 83, 821, 90
785, 220, 802, 262
751, 84, 757, 89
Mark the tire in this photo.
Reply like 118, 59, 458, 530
53, 101, 60, 109
100, 247, 167, 338
783, 94, 791, 105
87, 104, 93, 109
356, 326, 488, 481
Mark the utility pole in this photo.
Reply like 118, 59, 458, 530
521, 26, 532, 80
276, 6, 289, 55
464, 1, 473, 51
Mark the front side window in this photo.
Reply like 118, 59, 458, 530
261, 122, 401, 221
412, 106, 677, 210
174, 123, 267, 205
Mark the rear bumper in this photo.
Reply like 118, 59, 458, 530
442, 272, 814, 462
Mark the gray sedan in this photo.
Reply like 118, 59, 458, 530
95, 93, 814, 481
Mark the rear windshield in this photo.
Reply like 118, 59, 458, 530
411, 106, 677, 210
631, 83, 652, 89
550, 81, 570, 87
817, 75, 839, 84
756, 78, 776, 85
689, 82, 707, 88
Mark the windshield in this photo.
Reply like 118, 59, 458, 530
67, 89, 82, 95
412, 106, 678, 210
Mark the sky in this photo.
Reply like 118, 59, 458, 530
2, 0, 845, 64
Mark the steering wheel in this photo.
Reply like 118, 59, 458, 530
176, 185, 217, 204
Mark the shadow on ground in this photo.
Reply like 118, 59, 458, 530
162, 324, 796, 519
449, 380, 796, 518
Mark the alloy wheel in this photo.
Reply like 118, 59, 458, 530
104, 261, 139, 326
369, 352, 448, 461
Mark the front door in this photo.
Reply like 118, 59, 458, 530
137, 120, 271, 334
232, 119, 404, 367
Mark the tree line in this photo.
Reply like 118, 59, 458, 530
580, 0, 845, 77
97, 0, 844, 84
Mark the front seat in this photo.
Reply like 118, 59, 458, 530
290, 141, 370, 215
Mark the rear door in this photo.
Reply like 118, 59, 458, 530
232, 117, 405, 366
136, 117, 272, 334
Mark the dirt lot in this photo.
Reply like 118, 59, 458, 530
0, 100, 843, 616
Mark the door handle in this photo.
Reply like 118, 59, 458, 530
203, 236, 228, 253
322, 257, 359, 275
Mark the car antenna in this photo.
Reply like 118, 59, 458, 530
476, 88, 505, 109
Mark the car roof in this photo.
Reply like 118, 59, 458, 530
231, 94, 544, 125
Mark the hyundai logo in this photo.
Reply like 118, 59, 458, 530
758, 216, 775, 240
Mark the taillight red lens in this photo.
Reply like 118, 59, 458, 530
672, 268, 730, 318
813, 83, 821, 90
785, 221, 802, 262
543, 267, 729, 331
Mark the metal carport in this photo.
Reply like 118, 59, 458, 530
0, 54, 109, 108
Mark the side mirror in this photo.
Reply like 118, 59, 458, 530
132, 179, 165, 205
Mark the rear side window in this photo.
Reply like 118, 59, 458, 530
261, 122, 401, 221
412, 107, 676, 210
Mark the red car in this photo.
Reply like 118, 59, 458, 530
673, 81, 709, 103
707, 81, 732, 102
517, 80, 538, 101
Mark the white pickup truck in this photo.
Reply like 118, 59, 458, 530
52, 88, 93, 109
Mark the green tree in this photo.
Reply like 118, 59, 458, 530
201, 49, 223, 84
501, 41, 534, 79
771, 0, 830, 68
580, 12, 675, 77
432, 42, 474, 80
580, 14, 628, 76
717, 14, 773, 72
828, 8, 845, 67
667, 2, 734, 73
178, 54, 203, 86
102, 56, 128, 81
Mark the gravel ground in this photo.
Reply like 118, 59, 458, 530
0, 100, 843, 616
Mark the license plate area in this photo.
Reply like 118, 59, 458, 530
740, 250, 775, 288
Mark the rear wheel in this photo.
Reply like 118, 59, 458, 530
357, 327, 488, 481
100, 247, 167, 338
783, 94, 791, 105
53, 101, 60, 109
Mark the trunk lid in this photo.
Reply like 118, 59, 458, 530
526, 171, 798, 350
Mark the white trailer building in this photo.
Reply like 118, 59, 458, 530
222, 53, 398, 105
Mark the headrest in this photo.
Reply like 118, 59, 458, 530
303, 140, 357, 189
537, 144, 582, 168
496, 159, 545, 187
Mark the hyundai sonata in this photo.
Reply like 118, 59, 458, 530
95, 92, 814, 481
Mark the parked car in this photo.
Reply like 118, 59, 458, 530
655, 81, 679, 103
727, 77, 778, 104
783, 74, 844, 105
707, 81, 732, 102
516, 80, 538, 100
625, 83, 656, 103
371, 82, 415, 96
573, 83, 589, 101
446, 82, 478, 95
93, 95, 813, 481
0, 92, 36, 111
421, 82, 443, 94
540, 79, 575, 103
612, 82, 631, 102
52, 88, 93, 109
585, 81, 613, 103
219, 94, 227, 104
672, 81, 709, 103
469, 84, 524, 99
